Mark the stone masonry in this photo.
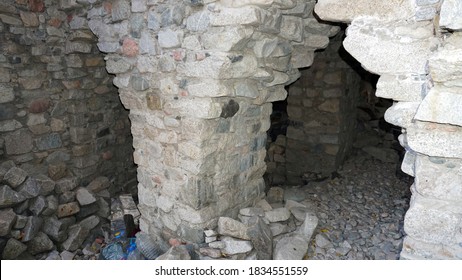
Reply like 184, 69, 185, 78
284, 30, 361, 184
316, 0, 462, 259
0, 0, 135, 190
1, 0, 461, 260
0, 0, 136, 258
89, 0, 338, 242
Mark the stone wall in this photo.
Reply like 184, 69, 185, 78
284, 31, 361, 184
316, 0, 462, 259
0, 0, 136, 258
0, 0, 135, 189
88, 0, 338, 242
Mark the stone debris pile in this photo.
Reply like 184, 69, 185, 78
0, 160, 114, 260
305, 151, 411, 260
198, 194, 319, 260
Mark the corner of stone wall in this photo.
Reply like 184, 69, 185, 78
0, 0, 136, 259
316, 0, 462, 260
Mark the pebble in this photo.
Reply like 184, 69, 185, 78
305, 151, 411, 260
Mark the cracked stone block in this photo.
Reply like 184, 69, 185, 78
35, 175, 55, 196
61, 224, 89, 251
247, 216, 272, 259
22, 216, 43, 242
29, 196, 47, 216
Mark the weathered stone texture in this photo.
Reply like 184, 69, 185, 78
315, 0, 415, 22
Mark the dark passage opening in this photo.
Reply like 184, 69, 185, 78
263, 29, 413, 260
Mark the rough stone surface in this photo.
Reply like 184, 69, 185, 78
265, 208, 291, 223
0, 185, 27, 208
0, 208, 16, 236
3, 167, 28, 188
440, 0, 462, 30
27, 232, 54, 255
22, 216, 43, 242
220, 236, 253, 255
273, 234, 308, 260
217, 217, 250, 240
61, 224, 89, 251
76, 188, 97, 206
2, 238, 27, 260
17, 177, 41, 199
315, 0, 415, 22
57, 202, 80, 218
247, 216, 273, 259
156, 245, 191, 260
343, 20, 436, 75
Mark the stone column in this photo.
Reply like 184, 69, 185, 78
315, 0, 462, 259
89, 0, 336, 242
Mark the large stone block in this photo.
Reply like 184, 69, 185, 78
210, 7, 261, 26
428, 33, 462, 84
273, 233, 308, 260
401, 236, 459, 260
202, 26, 254, 52
279, 16, 304, 42
404, 193, 461, 246
314, 0, 414, 22
407, 122, 462, 158
112, 0, 131, 22
415, 87, 462, 127
158, 29, 182, 49
218, 217, 250, 240
163, 97, 222, 119
384, 101, 420, 128
178, 53, 231, 79
414, 155, 462, 201
186, 80, 229, 98
343, 19, 437, 75
376, 74, 427, 102
35, 133, 63, 151
186, 11, 210, 32
0, 84, 14, 103
4, 129, 33, 155
439, 0, 462, 30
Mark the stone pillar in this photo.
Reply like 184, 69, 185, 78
90, 0, 337, 242
315, 0, 462, 259
285, 31, 361, 184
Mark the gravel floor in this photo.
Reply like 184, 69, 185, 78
300, 150, 413, 260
